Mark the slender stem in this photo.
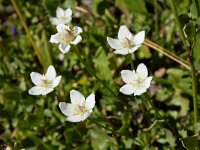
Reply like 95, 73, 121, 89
72, 45, 117, 96
10, 0, 45, 70
143, 39, 190, 70
169, 0, 199, 144
128, 54, 134, 70
89, 118, 121, 135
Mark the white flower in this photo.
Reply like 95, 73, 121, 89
50, 24, 83, 54
50, 7, 72, 25
120, 63, 152, 96
107, 25, 145, 55
59, 89, 95, 122
28, 65, 61, 95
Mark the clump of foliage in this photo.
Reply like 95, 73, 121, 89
0, 0, 200, 149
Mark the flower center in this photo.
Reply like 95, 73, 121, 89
132, 77, 145, 89
60, 29, 75, 43
74, 105, 86, 115
122, 37, 134, 48
59, 16, 67, 22
41, 78, 51, 88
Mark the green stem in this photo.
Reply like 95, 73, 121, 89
128, 54, 134, 70
169, 0, 199, 145
10, 0, 45, 70
88, 118, 121, 135
72, 45, 117, 96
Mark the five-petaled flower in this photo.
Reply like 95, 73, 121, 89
59, 89, 95, 122
107, 25, 145, 55
28, 65, 61, 95
50, 24, 83, 54
50, 7, 72, 25
120, 63, 152, 96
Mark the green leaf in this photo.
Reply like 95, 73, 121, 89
184, 21, 196, 43
181, 135, 198, 150
117, 111, 131, 134
93, 47, 112, 81
115, 0, 147, 13
89, 127, 117, 150
193, 33, 200, 70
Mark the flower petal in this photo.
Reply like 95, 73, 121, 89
56, 7, 65, 17
45, 65, 56, 81
134, 87, 146, 96
114, 48, 129, 55
85, 93, 95, 110
59, 43, 71, 54
70, 35, 82, 44
70, 89, 85, 106
52, 76, 62, 88
73, 26, 83, 35
50, 33, 61, 43
28, 86, 45, 95
136, 63, 148, 79
56, 24, 67, 33
59, 102, 74, 116
128, 45, 141, 53
49, 18, 61, 26
67, 115, 82, 122
107, 37, 122, 49
121, 70, 136, 84
118, 25, 133, 41
30, 72, 43, 85
81, 111, 92, 121
42, 88, 54, 95
133, 31, 145, 45
65, 8, 72, 17
144, 76, 152, 89
119, 84, 136, 95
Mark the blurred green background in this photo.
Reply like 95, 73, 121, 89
0, 0, 200, 149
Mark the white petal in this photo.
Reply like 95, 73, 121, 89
70, 89, 85, 106
118, 25, 133, 41
59, 43, 71, 54
56, 24, 67, 33
65, 17, 72, 24
133, 31, 145, 45
81, 111, 92, 121
128, 45, 141, 53
42, 88, 54, 95
134, 87, 147, 96
119, 84, 136, 95
59, 102, 74, 116
49, 17, 61, 26
85, 93, 95, 110
70, 35, 82, 44
56, 7, 65, 18
144, 76, 152, 89
107, 37, 123, 49
73, 26, 83, 35
114, 48, 129, 55
50, 34, 61, 43
121, 70, 136, 84
65, 8, 72, 17
28, 86, 45, 95
52, 76, 62, 88
67, 115, 82, 122
45, 65, 56, 81
30, 72, 43, 85
136, 63, 148, 79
